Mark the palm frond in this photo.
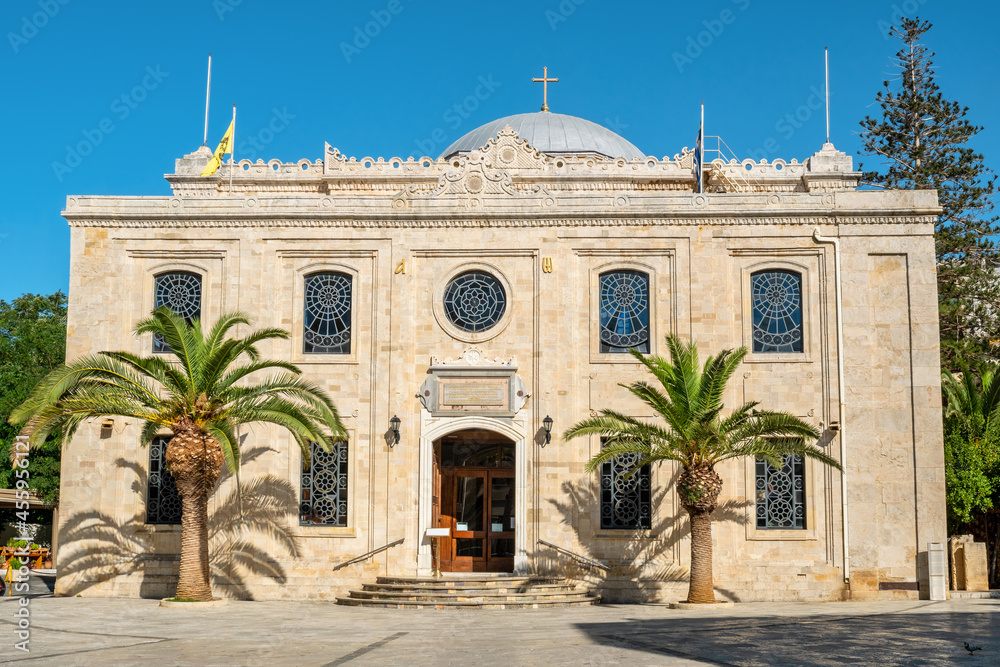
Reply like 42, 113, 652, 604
134, 308, 201, 384
583, 438, 657, 473
203, 311, 251, 355
213, 360, 303, 394
697, 346, 747, 416
728, 436, 841, 471
622, 381, 690, 440
203, 421, 240, 474
10, 354, 163, 425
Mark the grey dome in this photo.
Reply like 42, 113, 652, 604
441, 112, 645, 160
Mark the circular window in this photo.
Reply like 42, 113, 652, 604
442, 271, 507, 333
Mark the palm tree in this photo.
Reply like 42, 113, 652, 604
10, 308, 345, 602
941, 362, 1000, 429
564, 335, 840, 604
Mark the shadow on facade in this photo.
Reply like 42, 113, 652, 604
537, 477, 747, 603
55, 449, 299, 600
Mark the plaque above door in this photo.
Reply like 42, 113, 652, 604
417, 346, 530, 417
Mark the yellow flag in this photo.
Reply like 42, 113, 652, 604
200, 119, 234, 176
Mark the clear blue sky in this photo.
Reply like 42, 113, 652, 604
2, 0, 997, 301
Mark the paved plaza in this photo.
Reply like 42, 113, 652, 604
1, 595, 997, 665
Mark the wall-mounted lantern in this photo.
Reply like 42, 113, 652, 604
542, 415, 554, 447
389, 415, 401, 447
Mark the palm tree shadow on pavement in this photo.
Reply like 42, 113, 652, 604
540, 473, 748, 603
54, 452, 300, 600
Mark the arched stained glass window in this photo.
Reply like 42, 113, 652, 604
443, 270, 506, 333
751, 270, 803, 353
153, 272, 202, 353
304, 272, 352, 354
599, 270, 650, 353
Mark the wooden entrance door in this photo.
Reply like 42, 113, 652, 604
437, 467, 515, 572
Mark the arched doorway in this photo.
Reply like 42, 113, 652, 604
432, 429, 516, 573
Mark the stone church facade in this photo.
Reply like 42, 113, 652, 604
56, 110, 946, 602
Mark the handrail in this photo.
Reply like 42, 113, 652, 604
331, 538, 404, 571
537, 539, 610, 572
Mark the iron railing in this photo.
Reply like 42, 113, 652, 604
537, 539, 610, 572
331, 538, 404, 571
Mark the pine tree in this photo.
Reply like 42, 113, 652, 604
859, 18, 1000, 369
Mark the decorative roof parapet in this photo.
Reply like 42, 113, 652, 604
162, 128, 865, 199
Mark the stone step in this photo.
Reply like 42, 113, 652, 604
374, 575, 562, 588
362, 582, 579, 595
950, 590, 1000, 599
347, 589, 590, 602
336, 595, 601, 610
338, 574, 599, 610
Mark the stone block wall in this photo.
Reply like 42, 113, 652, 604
55, 142, 946, 602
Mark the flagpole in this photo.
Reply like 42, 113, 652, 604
229, 103, 235, 194
203, 54, 212, 146
825, 47, 830, 145
699, 101, 704, 194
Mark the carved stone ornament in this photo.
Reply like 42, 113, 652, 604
418, 346, 529, 417
430, 345, 514, 368
392, 127, 553, 209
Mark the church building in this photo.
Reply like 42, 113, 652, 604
55, 82, 946, 602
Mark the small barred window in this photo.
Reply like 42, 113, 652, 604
153, 272, 202, 353
599, 441, 651, 530
300, 441, 349, 527
146, 436, 182, 525
751, 270, 803, 353
304, 272, 352, 354
755, 453, 806, 530
599, 270, 650, 353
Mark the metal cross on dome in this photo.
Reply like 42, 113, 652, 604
532, 66, 559, 112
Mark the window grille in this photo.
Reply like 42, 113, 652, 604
599, 270, 650, 353
153, 271, 202, 353
300, 441, 349, 526
755, 453, 806, 529
304, 272, 352, 354
600, 445, 651, 530
751, 270, 803, 353
146, 436, 182, 525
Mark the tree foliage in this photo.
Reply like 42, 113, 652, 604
941, 363, 1000, 520
0, 292, 67, 504
10, 308, 346, 600
564, 336, 839, 603
858, 18, 1000, 369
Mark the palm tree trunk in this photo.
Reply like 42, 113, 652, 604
678, 464, 723, 603
687, 511, 716, 603
165, 426, 225, 602
176, 489, 213, 601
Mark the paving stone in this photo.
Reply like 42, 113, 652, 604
1, 596, 997, 665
